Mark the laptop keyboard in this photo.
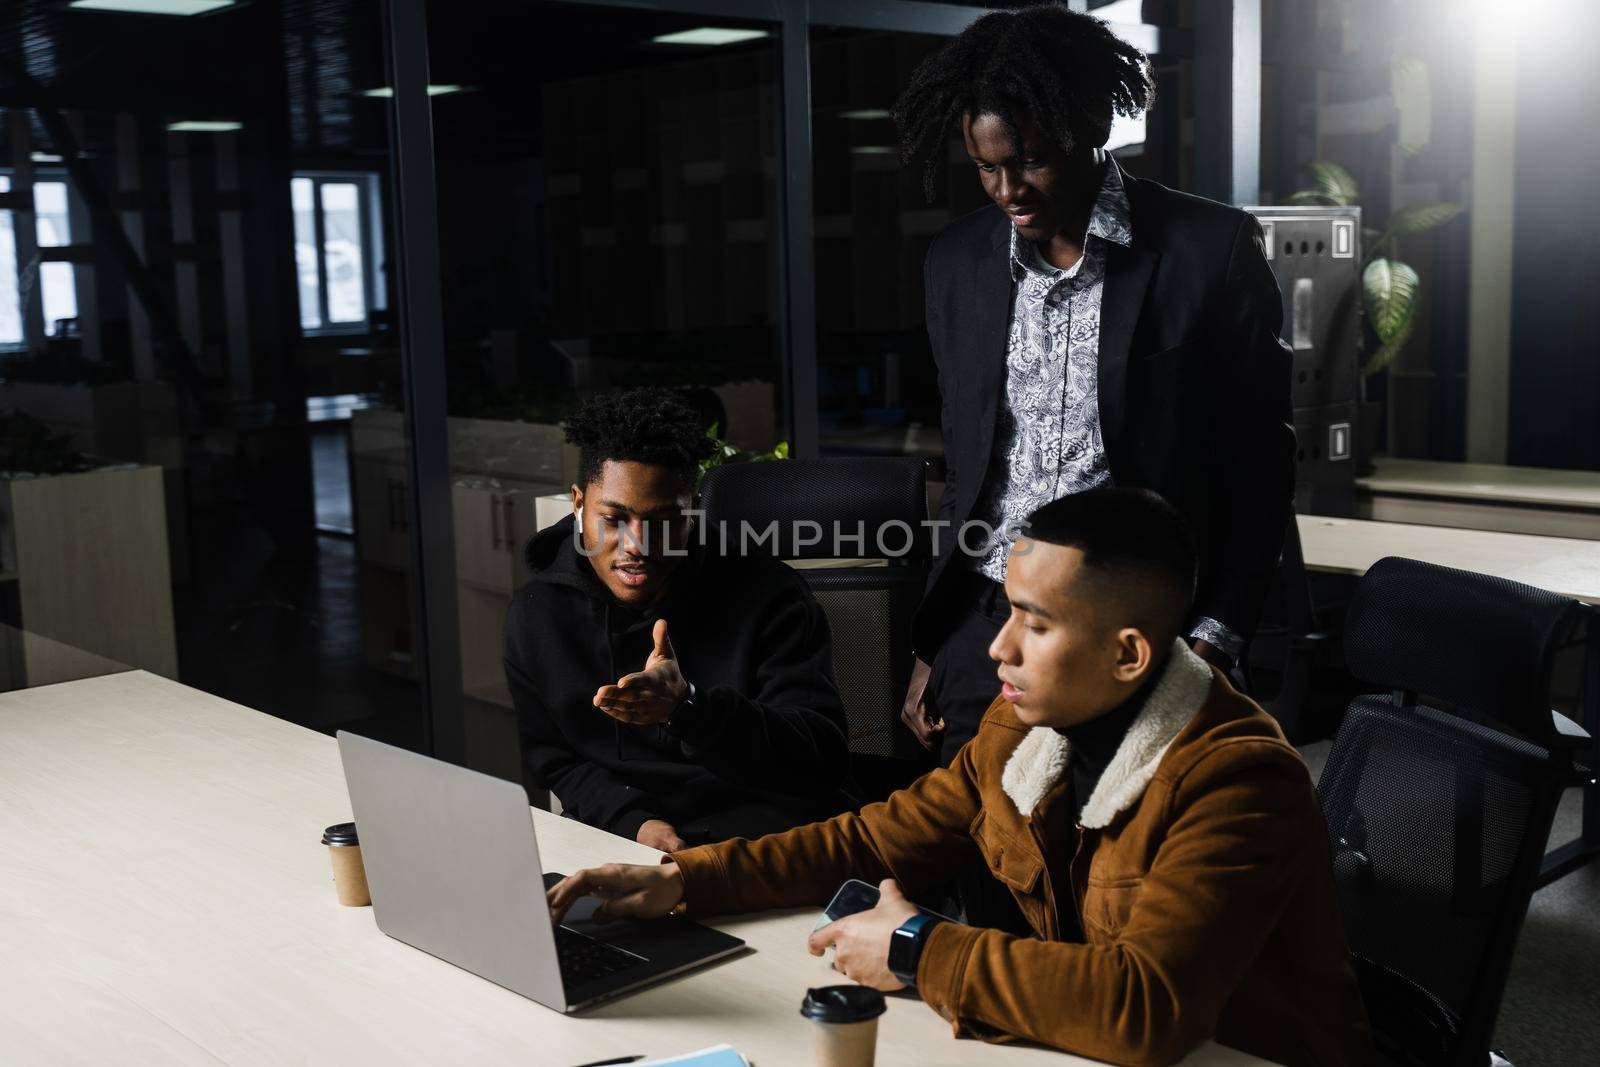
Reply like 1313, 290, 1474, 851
555, 925, 648, 984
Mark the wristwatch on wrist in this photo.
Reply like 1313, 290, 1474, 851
664, 679, 697, 736
888, 913, 944, 990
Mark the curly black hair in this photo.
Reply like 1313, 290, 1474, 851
892, 2, 1154, 201
563, 386, 716, 490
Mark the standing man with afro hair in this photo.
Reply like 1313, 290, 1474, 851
504, 386, 852, 850
896, 4, 1293, 794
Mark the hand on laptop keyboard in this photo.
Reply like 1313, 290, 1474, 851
547, 862, 686, 924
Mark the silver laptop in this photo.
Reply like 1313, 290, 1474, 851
336, 731, 746, 1012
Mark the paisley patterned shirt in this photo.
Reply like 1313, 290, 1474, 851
965, 161, 1243, 661
970, 160, 1130, 582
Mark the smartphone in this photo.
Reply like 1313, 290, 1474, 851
818, 879, 882, 928
814, 879, 959, 932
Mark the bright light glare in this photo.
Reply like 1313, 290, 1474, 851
70, 0, 234, 15
359, 84, 467, 99
1472, 0, 1570, 32
167, 120, 243, 132
1105, 111, 1146, 152
651, 28, 769, 46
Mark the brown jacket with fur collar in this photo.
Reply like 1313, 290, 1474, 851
671, 642, 1370, 1066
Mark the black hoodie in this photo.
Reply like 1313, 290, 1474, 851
503, 514, 851, 844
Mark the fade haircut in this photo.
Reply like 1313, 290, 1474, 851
1022, 488, 1197, 646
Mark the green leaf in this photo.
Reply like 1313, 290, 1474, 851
698, 431, 791, 484
1363, 257, 1420, 344
1385, 201, 1464, 236
1286, 190, 1336, 205
1309, 161, 1361, 206
1363, 314, 1415, 376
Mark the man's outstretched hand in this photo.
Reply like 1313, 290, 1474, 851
594, 618, 688, 726
547, 862, 686, 925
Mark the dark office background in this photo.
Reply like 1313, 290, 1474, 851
2, 1, 1598, 1057
0, 0, 1594, 757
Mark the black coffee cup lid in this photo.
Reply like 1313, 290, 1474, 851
321, 822, 359, 846
800, 985, 886, 1024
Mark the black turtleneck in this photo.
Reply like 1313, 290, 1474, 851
1038, 659, 1167, 943
1058, 659, 1166, 823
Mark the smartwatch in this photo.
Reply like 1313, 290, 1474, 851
664, 679, 698, 737
887, 913, 944, 990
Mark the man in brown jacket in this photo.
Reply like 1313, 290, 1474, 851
549, 489, 1369, 1066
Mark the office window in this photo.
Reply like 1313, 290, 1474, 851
0, 174, 82, 343
0, 175, 19, 345
33, 180, 79, 337
291, 171, 386, 334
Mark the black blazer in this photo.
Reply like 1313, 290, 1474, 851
914, 161, 1294, 658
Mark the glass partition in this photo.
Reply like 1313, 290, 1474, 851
0, 0, 427, 750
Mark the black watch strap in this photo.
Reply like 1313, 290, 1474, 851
664, 679, 698, 737
888, 914, 943, 989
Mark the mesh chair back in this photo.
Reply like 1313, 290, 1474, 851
1320, 558, 1581, 1065
1320, 699, 1549, 1016
1344, 556, 1580, 744
701, 457, 929, 758
806, 569, 924, 757
700, 458, 930, 560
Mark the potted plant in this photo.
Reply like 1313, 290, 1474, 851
698, 422, 788, 487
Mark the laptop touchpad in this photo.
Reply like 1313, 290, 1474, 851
562, 893, 602, 924
542, 872, 612, 927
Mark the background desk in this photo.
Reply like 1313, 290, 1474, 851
0, 671, 1265, 1066
1356, 458, 1600, 541
1297, 514, 1600, 605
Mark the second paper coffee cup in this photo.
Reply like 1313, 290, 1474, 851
800, 985, 886, 1067
322, 822, 371, 907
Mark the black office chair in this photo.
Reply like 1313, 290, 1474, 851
1317, 557, 1591, 1067
700, 457, 930, 773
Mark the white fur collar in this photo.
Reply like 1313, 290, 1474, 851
1000, 639, 1216, 828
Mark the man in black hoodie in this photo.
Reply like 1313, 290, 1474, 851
504, 387, 852, 851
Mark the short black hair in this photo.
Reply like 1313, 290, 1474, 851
562, 386, 716, 490
893, 2, 1154, 200
1022, 488, 1196, 645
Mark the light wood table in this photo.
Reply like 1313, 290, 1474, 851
1297, 514, 1600, 604
1356, 458, 1600, 540
0, 670, 1266, 1067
